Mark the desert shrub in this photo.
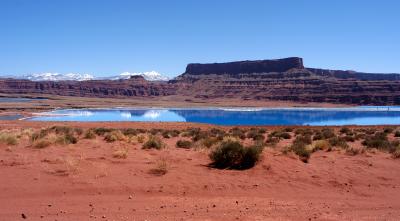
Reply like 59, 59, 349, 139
321, 128, 335, 139
269, 130, 291, 140
64, 133, 78, 144
149, 159, 168, 176
210, 128, 226, 137
74, 128, 84, 136
391, 145, 400, 158
313, 128, 335, 140
50, 126, 72, 135
162, 130, 172, 138
394, 131, 400, 137
246, 129, 265, 141
383, 127, 395, 134
142, 136, 165, 150
185, 127, 201, 137
137, 135, 145, 143
312, 132, 323, 141
289, 140, 311, 163
362, 132, 391, 150
313, 140, 331, 152
365, 128, 377, 135
169, 130, 180, 137
56, 133, 78, 145
229, 127, 246, 140
294, 128, 313, 136
241, 144, 264, 169
346, 147, 361, 156
93, 127, 114, 136
283, 127, 294, 132
0, 133, 18, 145
30, 128, 51, 142
258, 128, 267, 134
191, 131, 210, 142
33, 139, 52, 149
112, 148, 128, 159
201, 137, 219, 148
150, 128, 162, 135
295, 134, 312, 145
104, 133, 118, 143
340, 127, 352, 134
355, 133, 366, 140
83, 129, 96, 139
277, 132, 291, 139
265, 137, 280, 147
176, 140, 192, 149
121, 128, 138, 136
104, 130, 126, 143
209, 140, 263, 170
343, 135, 355, 142
328, 136, 349, 149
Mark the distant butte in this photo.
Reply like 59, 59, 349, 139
1, 57, 400, 105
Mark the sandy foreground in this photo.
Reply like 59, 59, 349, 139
0, 122, 400, 221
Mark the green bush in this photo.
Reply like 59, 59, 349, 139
394, 131, 400, 137
56, 133, 78, 145
289, 140, 311, 163
265, 137, 280, 147
93, 127, 114, 136
176, 140, 192, 149
362, 132, 391, 150
142, 136, 164, 150
209, 141, 263, 170
121, 128, 138, 136
294, 128, 313, 136
340, 127, 352, 134
229, 127, 246, 140
50, 126, 72, 135
295, 134, 312, 145
328, 136, 349, 149
246, 129, 265, 141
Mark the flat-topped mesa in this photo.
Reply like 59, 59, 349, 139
184, 57, 304, 75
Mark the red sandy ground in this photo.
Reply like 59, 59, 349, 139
0, 122, 400, 221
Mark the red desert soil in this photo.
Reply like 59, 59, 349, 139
0, 122, 400, 221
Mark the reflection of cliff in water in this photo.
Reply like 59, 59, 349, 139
170, 109, 400, 125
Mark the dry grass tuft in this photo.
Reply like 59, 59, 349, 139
112, 148, 129, 159
149, 158, 168, 176
0, 132, 18, 145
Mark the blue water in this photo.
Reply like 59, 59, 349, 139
0, 97, 46, 102
27, 107, 400, 126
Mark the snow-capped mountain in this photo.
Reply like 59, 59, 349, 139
24, 73, 94, 81
19, 71, 170, 82
114, 71, 170, 81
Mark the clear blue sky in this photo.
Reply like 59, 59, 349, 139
1, 0, 399, 78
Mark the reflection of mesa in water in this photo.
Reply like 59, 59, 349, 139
143, 110, 166, 119
28, 107, 400, 125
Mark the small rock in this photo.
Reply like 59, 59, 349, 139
21, 213, 27, 219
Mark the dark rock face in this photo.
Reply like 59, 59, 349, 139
185, 57, 304, 75
1, 57, 400, 105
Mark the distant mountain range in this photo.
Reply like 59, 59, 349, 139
1, 57, 400, 105
17, 71, 170, 82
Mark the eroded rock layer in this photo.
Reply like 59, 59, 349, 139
1, 58, 400, 105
